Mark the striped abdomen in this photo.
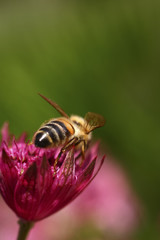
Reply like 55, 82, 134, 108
33, 118, 75, 148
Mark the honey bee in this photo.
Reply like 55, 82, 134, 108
32, 93, 105, 158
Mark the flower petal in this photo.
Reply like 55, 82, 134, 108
1, 123, 10, 144
14, 162, 40, 220
14, 157, 55, 221
0, 147, 18, 210
36, 149, 76, 219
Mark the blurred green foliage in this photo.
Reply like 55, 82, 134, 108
0, 0, 160, 239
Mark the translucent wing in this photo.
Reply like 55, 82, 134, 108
38, 93, 69, 118
84, 112, 105, 133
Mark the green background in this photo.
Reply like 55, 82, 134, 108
0, 1, 160, 239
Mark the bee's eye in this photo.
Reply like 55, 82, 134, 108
73, 121, 82, 127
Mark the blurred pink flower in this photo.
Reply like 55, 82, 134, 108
69, 157, 141, 236
0, 123, 104, 222
0, 198, 42, 240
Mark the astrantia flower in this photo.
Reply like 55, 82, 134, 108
0, 123, 104, 222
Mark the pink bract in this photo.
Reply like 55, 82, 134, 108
0, 123, 104, 221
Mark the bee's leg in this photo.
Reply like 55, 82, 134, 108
61, 137, 78, 152
75, 141, 87, 166
54, 137, 78, 168
79, 141, 86, 166
82, 142, 85, 159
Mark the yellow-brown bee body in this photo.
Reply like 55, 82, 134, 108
33, 116, 92, 149
32, 93, 105, 154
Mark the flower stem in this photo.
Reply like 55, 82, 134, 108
17, 219, 34, 240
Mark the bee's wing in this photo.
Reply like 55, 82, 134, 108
38, 93, 69, 118
84, 112, 105, 133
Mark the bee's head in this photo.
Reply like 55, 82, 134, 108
70, 115, 87, 129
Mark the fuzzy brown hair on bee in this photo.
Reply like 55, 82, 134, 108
32, 93, 105, 159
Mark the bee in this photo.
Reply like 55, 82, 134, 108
32, 93, 105, 158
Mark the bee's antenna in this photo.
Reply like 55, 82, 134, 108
38, 93, 69, 118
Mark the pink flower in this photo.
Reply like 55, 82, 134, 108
69, 158, 141, 236
0, 123, 104, 222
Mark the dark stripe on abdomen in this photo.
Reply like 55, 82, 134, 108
34, 132, 51, 148
39, 127, 58, 143
46, 123, 65, 141
51, 120, 71, 137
